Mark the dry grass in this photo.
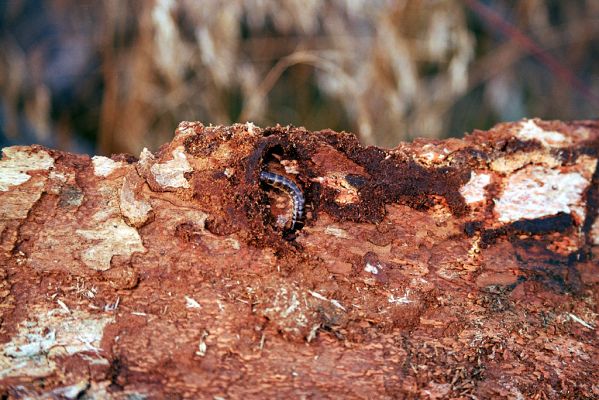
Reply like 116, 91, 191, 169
0, 0, 597, 154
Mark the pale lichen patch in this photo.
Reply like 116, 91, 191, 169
76, 219, 146, 271
92, 156, 125, 177
150, 146, 193, 189
516, 119, 571, 147
460, 171, 491, 204
494, 166, 590, 223
0, 147, 54, 191
0, 309, 114, 379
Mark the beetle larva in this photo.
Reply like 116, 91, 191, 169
260, 171, 305, 231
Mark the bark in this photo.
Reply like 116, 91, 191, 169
0, 119, 598, 399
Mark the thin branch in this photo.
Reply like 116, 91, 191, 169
464, 0, 599, 107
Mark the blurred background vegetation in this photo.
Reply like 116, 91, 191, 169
0, 0, 597, 155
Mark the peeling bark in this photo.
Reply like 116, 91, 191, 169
0, 119, 598, 399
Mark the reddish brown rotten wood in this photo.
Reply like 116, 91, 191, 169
0, 119, 598, 398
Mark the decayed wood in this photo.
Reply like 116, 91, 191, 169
0, 119, 598, 399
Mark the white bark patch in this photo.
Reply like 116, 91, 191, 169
92, 156, 124, 177
0, 179, 45, 220
263, 286, 309, 331
460, 171, 491, 204
0, 147, 54, 191
175, 121, 200, 138
90, 183, 122, 223
516, 119, 571, 147
281, 159, 300, 174
420, 149, 447, 164
245, 121, 257, 135
495, 166, 589, 223
185, 296, 201, 309
139, 147, 155, 167
313, 174, 360, 204
490, 150, 561, 174
76, 219, 146, 271
414, 144, 451, 166
0, 309, 113, 379
120, 174, 152, 227
388, 289, 412, 305
150, 146, 193, 189
364, 262, 379, 275
120, 187, 152, 227
324, 226, 350, 238
49, 170, 67, 183
308, 291, 346, 311
225, 238, 240, 250
45, 380, 90, 399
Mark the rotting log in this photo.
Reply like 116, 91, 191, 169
0, 119, 598, 399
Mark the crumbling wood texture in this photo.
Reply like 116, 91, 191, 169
0, 119, 598, 399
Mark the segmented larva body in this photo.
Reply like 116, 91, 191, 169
259, 171, 305, 231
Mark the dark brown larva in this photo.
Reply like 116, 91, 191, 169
260, 171, 305, 231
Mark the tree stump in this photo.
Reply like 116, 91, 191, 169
0, 119, 597, 398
